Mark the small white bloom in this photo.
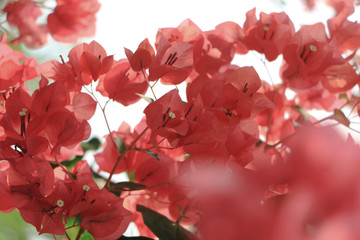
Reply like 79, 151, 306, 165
83, 185, 90, 191
309, 45, 317, 52
57, 199, 64, 208
19, 108, 27, 116
169, 112, 176, 119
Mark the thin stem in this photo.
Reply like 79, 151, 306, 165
265, 88, 279, 143
134, 137, 168, 151
83, 86, 112, 139
312, 115, 333, 125
54, 155, 76, 179
252, 51, 275, 86
141, 67, 157, 100
347, 100, 360, 118
261, 58, 275, 87
75, 227, 85, 240
64, 231, 71, 240
104, 126, 149, 189
151, 79, 160, 88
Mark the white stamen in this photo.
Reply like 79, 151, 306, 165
57, 199, 64, 207
169, 112, 176, 119
19, 108, 27, 116
310, 45, 317, 52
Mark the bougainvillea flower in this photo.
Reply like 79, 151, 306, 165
72, 92, 97, 121
18, 180, 71, 235
134, 151, 179, 187
155, 18, 203, 47
3, 0, 48, 48
45, 109, 91, 155
0, 161, 15, 212
41, 41, 112, 91
192, 31, 235, 76
321, 61, 360, 93
47, 0, 100, 43
269, 126, 360, 240
1, 87, 32, 140
40, 60, 79, 92
78, 41, 114, 83
148, 38, 193, 85
0, 33, 25, 63
97, 59, 148, 106
80, 189, 132, 240
243, 9, 295, 61
194, 162, 272, 240
328, 17, 360, 53
214, 21, 248, 54
281, 23, 343, 90
8, 154, 55, 199
125, 38, 155, 72
68, 41, 113, 85
296, 85, 345, 111
0, 34, 39, 93
144, 89, 190, 146
255, 83, 297, 143
94, 122, 135, 174
31, 80, 70, 116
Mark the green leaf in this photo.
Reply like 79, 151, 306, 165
65, 216, 80, 239
80, 230, 95, 240
81, 137, 101, 152
145, 150, 160, 160
136, 93, 154, 103
129, 171, 135, 182
333, 109, 350, 126
115, 136, 127, 153
136, 204, 197, 240
111, 182, 147, 191
62, 155, 83, 171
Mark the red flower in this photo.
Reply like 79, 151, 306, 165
243, 9, 295, 61
281, 23, 343, 90
41, 41, 112, 90
148, 38, 193, 85
80, 189, 132, 240
214, 21, 248, 54
155, 18, 202, 47
45, 109, 91, 155
0, 161, 15, 212
3, 0, 47, 48
193, 30, 235, 76
72, 92, 97, 121
125, 38, 155, 72
47, 0, 100, 43
77, 41, 114, 84
0, 34, 39, 94
144, 89, 190, 146
97, 59, 148, 106
94, 122, 135, 174
19, 181, 70, 235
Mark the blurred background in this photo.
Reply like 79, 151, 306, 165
0, 0, 359, 239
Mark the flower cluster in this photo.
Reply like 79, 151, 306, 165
2, 0, 100, 47
1, 0, 360, 239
